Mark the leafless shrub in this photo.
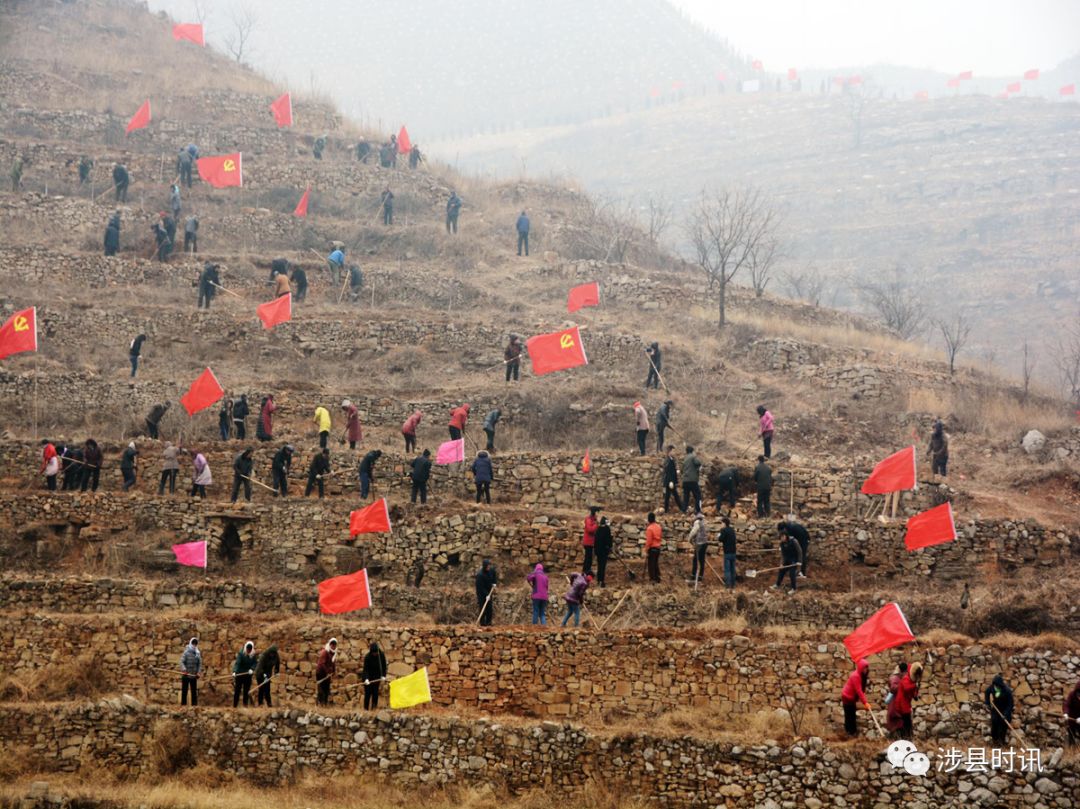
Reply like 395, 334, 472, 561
935, 311, 972, 376
781, 265, 833, 308
854, 266, 927, 340
223, 3, 258, 65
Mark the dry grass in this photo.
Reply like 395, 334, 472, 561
906, 387, 1074, 439
0, 652, 110, 702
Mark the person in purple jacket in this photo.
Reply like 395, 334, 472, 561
561, 572, 592, 628
526, 563, 549, 626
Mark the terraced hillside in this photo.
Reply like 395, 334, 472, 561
0, 2, 1078, 809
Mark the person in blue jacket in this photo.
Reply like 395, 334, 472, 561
516, 210, 530, 256
470, 450, 493, 504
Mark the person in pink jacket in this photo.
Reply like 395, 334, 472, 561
402, 410, 422, 453
757, 405, 774, 459
526, 563, 549, 625
633, 401, 649, 456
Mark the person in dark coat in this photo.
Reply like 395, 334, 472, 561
112, 162, 129, 202
778, 520, 811, 577
184, 214, 199, 254
362, 642, 388, 710
177, 148, 194, 188
715, 465, 739, 509
380, 188, 394, 225
927, 419, 949, 477
197, 262, 219, 309
232, 395, 249, 440
771, 533, 802, 593
80, 438, 102, 492
232, 641, 257, 708
104, 219, 120, 256
482, 408, 501, 451
470, 450, 493, 504
61, 445, 84, 491
985, 674, 1015, 745
655, 399, 672, 452
128, 333, 146, 378
305, 448, 331, 498
120, 441, 138, 491
475, 559, 498, 626
446, 191, 462, 233
410, 449, 432, 504
291, 266, 308, 302
1065, 679, 1080, 747
681, 446, 703, 514
316, 638, 337, 705
145, 401, 170, 440
231, 448, 254, 503
356, 140, 371, 162
516, 210, 530, 256
719, 516, 737, 589
504, 335, 523, 382
348, 265, 364, 303
753, 456, 773, 517
593, 517, 613, 587
271, 444, 293, 497
645, 342, 662, 389
662, 445, 683, 513
254, 644, 281, 707
358, 450, 381, 499
78, 156, 93, 184
151, 222, 171, 262
408, 144, 423, 169
218, 398, 232, 441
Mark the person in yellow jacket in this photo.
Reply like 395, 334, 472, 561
313, 406, 332, 449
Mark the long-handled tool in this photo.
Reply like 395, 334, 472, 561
644, 350, 670, 393
745, 563, 798, 579
475, 584, 496, 625
241, 474, 277, 494
598, 590, 631, 630
990, 701, 1035, 750
210, 280, 243, 299
611, 544, 638, 581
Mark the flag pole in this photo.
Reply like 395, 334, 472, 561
32, 355, 38, 439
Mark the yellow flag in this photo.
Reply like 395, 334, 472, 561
389, 667, 431, 709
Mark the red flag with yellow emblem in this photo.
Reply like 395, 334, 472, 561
197, 153, 243, 188
0, 307, 37, 361
525, 326, 588, 376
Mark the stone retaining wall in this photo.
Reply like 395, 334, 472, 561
2, 615, 1078, 746
2, 703, 1077, 807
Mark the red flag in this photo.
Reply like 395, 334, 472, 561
914, 90, 929, 100
847, 75, 863, 85
1061, 84, 1076, 96
751, 59, 763, 71
126, 100, 151, 135
1023, 68, 1039, 80
172, 23, 205, 46
958, 70, 973, 80
293, 187, 310, 217
567, 282, 600, 313
843, 603, 915, 661
349, 498, 392, 536
860, 446, 916, 495
1006, 81, 1022, 93
270, 92, 293, 127
904, 502, 957, 551
787, 67, 797, 81
581, 449, 591, 474
197, 153, 243, 188
671, 80, 685, 91
946, 78, 960, 89
257, 293, 291, 330
649, 86, 661, 98
715, 71, 727, 83
397, 126, 412, 154
318, 569, 371, 614
525, 326, 588, 376
0, 307, 37, 360
180, 367, 224, 416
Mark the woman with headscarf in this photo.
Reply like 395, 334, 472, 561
362, 642, 388, 710
841, 658, 871, 736
179, 637, 201, 706
316, 638, 337, 706
232, 641, 257, 708
526, 563, 549, 625
984, 674, 1014, 745
342, 399, 362, 450
401, 410, 422, 453
256, 395, 276, 442
190, 449, 211, 498
887, 661, 922, 739
254, 644, 281, 707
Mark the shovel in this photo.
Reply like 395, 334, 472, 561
744, 563, 797, 579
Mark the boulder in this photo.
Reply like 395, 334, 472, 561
1021, 430, 1046, 454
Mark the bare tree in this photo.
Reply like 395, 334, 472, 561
782, 265, 833, 307
854, 266, 927, 340
747, 235, 779, 298
223, 3, 258, 64
645, 196, 673, 248
685, 187, 777, 327
1051, 319, 1080, 405
1020, 340, 1037, 403
935, 311, 972, 376
190, 0, 210, 24
559, 198, 638, 264
843, 81, 878, 149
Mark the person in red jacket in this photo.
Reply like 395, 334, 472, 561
256, 395, 276, 442
582, 506, 600, 575
40, 440, 59, 491
449, 403, 470, 441
841, 658, 871, 736
402, 410, 422, 453
886, 662, 922, 739
342, 400, 362, 450
316, 638, 337, 706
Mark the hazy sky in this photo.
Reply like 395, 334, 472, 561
671, 0, 1080, 75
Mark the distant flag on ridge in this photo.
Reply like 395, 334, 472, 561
649, 86, 661, 99
1024, 68, 1040, 80
180, 367, 224, 416
270, 92, 293, 128
397, 126, 412, 154
904, 502, 957, 551
751, 59, 763, 71
860, 446, 917, 495
567, 281, 600, 313
389, 667, 432, 709
843, 603, 915, 661
171, 540, 207, 568
847, 75, 863, 85
349, 498, 392, 536
946, 78, 960, 89
787, 67, 797, 81
525, 326, 588, 376
581, 449, 591, 474
197, 153, 243, 188
293, 187, 311, 217
958, 70, 973, 80
671, 80, 685, 91
1061, 84, 1076, 96
435, 439, 465, 465
257, 293, 291, 330
318, 569, 371, 614
172, 23, 205, 46
715, 71, 727, 83
0, 306, 38, 361
1006, 81, 1022, 94
126, 100, 151, 135
914, 90, 929, 100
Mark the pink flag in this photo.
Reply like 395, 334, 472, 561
958, 70, 973, 81
435, 438, 465, 465
1023, 68, 1039, 80
1006, 81, 1022, 94
171, 540, 207, 568
1061, 84, 1076, 96
946, 78, 960, 89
